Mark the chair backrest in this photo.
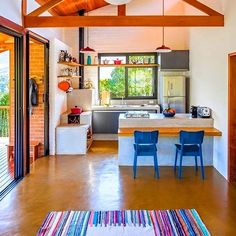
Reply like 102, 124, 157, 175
134, 131, 159, 144
179, 130, 204, 145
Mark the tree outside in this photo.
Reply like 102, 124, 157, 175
99, 54, 156, 99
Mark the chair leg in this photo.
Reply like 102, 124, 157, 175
153, 153, 159, 179
195, 156, 198, 172
200, 152, 205, 180
178, 153, 183, 179
133, 153, 138, 179
174, 149, 178, 172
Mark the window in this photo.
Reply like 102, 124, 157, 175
98, 53, 157, 99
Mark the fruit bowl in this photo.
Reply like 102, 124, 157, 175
163, 108, 176, 117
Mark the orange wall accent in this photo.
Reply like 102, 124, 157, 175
29, 42, 45, 162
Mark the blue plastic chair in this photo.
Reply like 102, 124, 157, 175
133, 131, 159, 179
174, 130, 205, 179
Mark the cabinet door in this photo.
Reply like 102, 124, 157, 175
92, 111, 125, 134
160, 50, 189, 70
163, 76, 186, 97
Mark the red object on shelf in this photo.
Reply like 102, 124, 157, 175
71, 106, 83, 114
58, 81, 70, 92
114, 59, 122, 65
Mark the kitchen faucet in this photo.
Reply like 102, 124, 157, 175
121, 96, 126, 106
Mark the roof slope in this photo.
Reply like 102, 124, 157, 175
35, 0, 109, 15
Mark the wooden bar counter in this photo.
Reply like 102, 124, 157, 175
118, 113, 222, 166
119, 127, 222, 137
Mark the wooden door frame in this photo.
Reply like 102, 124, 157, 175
228, 52, 236, 182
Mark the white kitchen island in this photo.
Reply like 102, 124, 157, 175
118, 113, 222, 166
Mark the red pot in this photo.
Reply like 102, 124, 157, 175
71, 106, 82, 114
114, 59, 122, 65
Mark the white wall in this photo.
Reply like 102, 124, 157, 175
189, 0, 234, 179
49, 39, 72, 155
88, 0, 189, 52
85, 0, 189, 103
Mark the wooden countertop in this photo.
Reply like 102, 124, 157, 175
118, 127, 222, 137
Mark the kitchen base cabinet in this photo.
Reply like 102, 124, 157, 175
56, 124, 90, 155
92, 110, 157, 134
92, 111, 125, 134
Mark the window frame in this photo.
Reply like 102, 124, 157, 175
98, 52, 158, 100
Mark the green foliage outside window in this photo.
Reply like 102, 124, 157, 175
99, 54, 156, 99
100, 67, 125, 98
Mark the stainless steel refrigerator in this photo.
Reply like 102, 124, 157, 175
159, 75, 186, 113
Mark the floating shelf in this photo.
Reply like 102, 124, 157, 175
82, 63, 159, 67
58, 61, 81, 67
57, 75, 81, 79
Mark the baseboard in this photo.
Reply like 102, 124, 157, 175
93, 134, 118, 141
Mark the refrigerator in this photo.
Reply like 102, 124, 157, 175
159, 75, 186, 113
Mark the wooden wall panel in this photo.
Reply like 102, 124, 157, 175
228, 53, 236, 182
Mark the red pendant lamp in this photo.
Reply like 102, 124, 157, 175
156, 0, 172, 53
80, 0, 96, 54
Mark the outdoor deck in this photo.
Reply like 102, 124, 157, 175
0, 138, 14, 193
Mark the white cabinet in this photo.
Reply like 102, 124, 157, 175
56, 124, 90, 155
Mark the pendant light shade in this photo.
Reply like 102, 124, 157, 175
80, 27, 96, 54
155, 0, 172, 53
156, 45, 172, 53
80, 0, 96, 54
104, 0, 133, 5
80, 46, 96, 54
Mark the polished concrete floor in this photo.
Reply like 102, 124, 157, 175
0, 141, 236, 235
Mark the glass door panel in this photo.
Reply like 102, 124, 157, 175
0, 32, 15, 192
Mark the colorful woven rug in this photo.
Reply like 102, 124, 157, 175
37, 209, 210, 236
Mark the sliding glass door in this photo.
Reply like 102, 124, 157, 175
26, 33, 49, 173
0, 27, 24, 197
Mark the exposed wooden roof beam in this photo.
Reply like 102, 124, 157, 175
24, 15, 224, 28
32, 0, 62, 16
182, 0, 222, 16
118, 5, 126, 16
22, 0, 27, 26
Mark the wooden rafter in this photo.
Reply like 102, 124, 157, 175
28, 0, 65, 16
182, 0, 222, 16
118, 5, 126, 16
24, 15, 224, 28
24, 0, 224, 28
34, 0, 59, 16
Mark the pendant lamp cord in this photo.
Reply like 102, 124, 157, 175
86, 0, 89, 47
162, 0, 165, 45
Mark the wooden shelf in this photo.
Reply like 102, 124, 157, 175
57, 75, 81, 79
82, 63, 159, 67
58, 62, 159, 68
58, 61, 81, 67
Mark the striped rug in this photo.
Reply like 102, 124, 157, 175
37, 209, 210, 236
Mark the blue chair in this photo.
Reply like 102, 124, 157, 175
174, 130, 205, 179
133, 131, 159, 179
